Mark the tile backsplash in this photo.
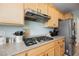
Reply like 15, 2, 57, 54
0, 20, 53, 37
25, 20, 53, 37
0, 25, 23, 37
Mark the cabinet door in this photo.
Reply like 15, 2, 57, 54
54, 45, 60, 56
47, 6, 54, 27
26, 45, 47, 56
47, 5, 58, 28
16, 53, 26, 56
47, 48, 54, 56
53, 17, 58, 28
16, 52, 26, 56
0, 3, 24, 25
37, 53, 45, 56
48, 6, 55, 20
47, 20, 54, 27
47, 16, 58, 28
64, 13, 73, 20
60, 40, 65, 56
60, 43, 65, 56
59, 12, 64, 20
53, 8, 59, 27
24, 3, 37, 11
36, 3, 48, 14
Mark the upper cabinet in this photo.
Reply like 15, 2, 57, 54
63, 12, 73, 20
47, 4, 60, 28
36, 3, 48, 15
24, 3, 48, 15
58, 12, 73, 20
24, 3, 37, 11
0, 3, 73, 26
0, 3, 24, 26
24, 3, 71, 28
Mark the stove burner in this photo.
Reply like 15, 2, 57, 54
23, 36, 53, 46
23, 38, 37, 46
36, 36, 53, 42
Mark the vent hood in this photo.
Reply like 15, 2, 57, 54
24, 9, 51, 23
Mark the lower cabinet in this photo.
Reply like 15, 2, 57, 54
47, 48, 54, 56
38, 53, 46, 56
54, 45, 60, 56
16, 38, 65, 56
16, 52, 26, 56
60, 42, 65, 56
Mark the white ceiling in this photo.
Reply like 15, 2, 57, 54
53, 3, 79, 13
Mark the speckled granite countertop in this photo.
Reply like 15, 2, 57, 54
0, 36, 65, 56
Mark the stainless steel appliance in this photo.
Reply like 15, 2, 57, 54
23, 38, 37, 46
58, 19, 76, 56
24, 9, 50, 23
23, 36, 53, 46
35, 36, 53, 42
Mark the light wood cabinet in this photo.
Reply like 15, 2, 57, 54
63, 12, 73, 20
47, 48, 54, 56
60, 43, 65, 56
58, 12, 64, 20
36, 3, 48, 15
16, 38, 65, 56
24, 3, 65, 28
59, 39, 65, 56
26, 43, 49, 56
24, 3, 37, 11
54, 45, 60, 56
16, 51, 26, 56
16, 53, 26, 56
24, 3, 48, 15
0, 3, 24, 25
54, 39, 65, 56
47, 5, 58, 28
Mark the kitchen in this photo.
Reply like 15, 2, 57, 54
0, 3, 78, 56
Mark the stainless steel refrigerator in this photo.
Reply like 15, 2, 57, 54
58, 19, 76, 56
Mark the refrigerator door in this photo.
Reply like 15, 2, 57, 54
58, 20, 76, 56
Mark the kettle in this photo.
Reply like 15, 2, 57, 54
49, 28, 59, 37
13, 31, 24, 43
14, 31, 24, 36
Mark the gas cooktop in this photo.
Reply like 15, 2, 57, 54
23, 36, 53, 46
